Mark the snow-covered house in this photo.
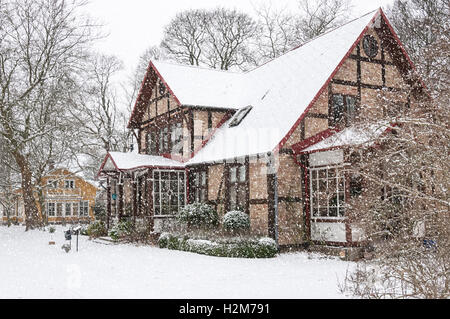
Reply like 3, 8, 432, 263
97, 9, 427, 249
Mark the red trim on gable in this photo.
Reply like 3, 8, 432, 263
291, 129, 340, 154
149, 61, 182, 106
272, 10, 381, 155
127, 61, 182, 129
188, 111, 233, 160
96, 152, 119, 179
273, 9, 430, 156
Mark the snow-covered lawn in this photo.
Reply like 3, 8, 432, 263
0, 225, 355, 299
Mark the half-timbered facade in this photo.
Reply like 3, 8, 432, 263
98, 9, 428, 248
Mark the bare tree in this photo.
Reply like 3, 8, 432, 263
387, 0, 450, 97
0, 0, 100, 230
70, 53, 131, 180
125, 45, 168, 115
203, 8, 258, 71
253, 3, 299, 62
338, 7, 449, 293
295, 0, 353, 42
160, 8, 258, 71
252, 0, 353, 65
339, 89, 449, 298
160, 9, 208, 67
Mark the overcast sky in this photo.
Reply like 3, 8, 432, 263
83, 0, 394, 110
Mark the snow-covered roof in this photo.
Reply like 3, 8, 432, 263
102, 152, 185, 172
183, 10, 379, 164
300, 123, 391, 153
152, 61, 243, 109
117, 10, 394, 169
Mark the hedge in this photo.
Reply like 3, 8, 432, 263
158, 233, 278, 258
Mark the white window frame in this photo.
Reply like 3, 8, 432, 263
153, 170, 186, 217
72, 202, 79, 216
64, 180, 75, 189
64, 203, 72, 217
309, 165, 346, 220
47, 202, 56, 217
79, 201, 89, 217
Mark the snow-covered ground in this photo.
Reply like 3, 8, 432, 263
0, 225, 355, 299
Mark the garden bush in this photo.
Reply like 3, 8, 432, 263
85, 220, 107, 238
178, 203, 219, 227
109, 219, 134, 241
157, 233, 277, 258
222, 211, 250, 232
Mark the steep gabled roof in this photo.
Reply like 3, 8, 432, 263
151, 61, 243, 109
124, 8, 425, 166
186, 9, 380, 164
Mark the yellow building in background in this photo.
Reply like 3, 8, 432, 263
1, 168, 98, 225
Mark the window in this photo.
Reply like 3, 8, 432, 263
47, 180, 57, 189
80, 201, 89, 217
362, 35, 379, 58
228, 164, 247, 212
310, 166, 346, 218
190, 169, 208, 203
171, 122, 183, 156
47, 202, 56, 217
349, 174, 363, 198
153, 170, 186, 216
146, 130, 157, 155
229, 105, 252, 127
159, 127, 169, 153
56, 203, 63, 216
64, 180, 75, 189
65, 203, 72, 216
72, 202, 79, 216
330, 94, 357, 127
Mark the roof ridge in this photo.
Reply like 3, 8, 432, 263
244, 9, 380, 74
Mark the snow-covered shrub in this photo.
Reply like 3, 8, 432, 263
255, 237, 278, 258
109, 219, 133, 241
157, 232, 172, 248
85, 220, 107, 238
185, 239, 224, 256
178, 203, 219, 227
157, 232, 186, 250
157, 233, 278, 258
222, 211, 250, 232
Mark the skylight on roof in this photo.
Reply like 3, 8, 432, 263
229, 105, 253, 127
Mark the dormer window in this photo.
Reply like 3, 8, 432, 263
229, 105, 253, 127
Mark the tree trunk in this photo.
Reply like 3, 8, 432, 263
14, 152, 42, 230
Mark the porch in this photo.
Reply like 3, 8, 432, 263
97, 152, 186, 230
